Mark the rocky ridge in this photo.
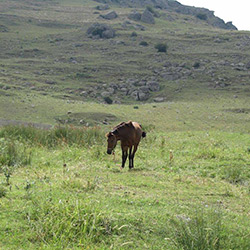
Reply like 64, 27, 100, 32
94, 0, 237, 30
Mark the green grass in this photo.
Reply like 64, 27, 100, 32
0, 126, 249, 249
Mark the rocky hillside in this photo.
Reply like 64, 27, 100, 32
0, 0, 249, 107
94, 0, 237, 30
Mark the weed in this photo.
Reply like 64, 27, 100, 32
0, 185, 7, 198
170, 207, 225, 250
27, 199, 120, 247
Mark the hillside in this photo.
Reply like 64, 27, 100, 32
0, 0, 249, 127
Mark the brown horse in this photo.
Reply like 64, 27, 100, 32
106, 121, 146, 169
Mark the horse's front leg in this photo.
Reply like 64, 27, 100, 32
121, 148, 128, 169
129, 146, 133, 169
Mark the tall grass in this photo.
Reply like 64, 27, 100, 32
170, 207, 226, 250
0, 138, 31, 169
0, 138, 32, 184
0, 125, 104, 148
27, 199, 121, 248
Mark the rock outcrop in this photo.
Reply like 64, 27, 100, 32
87, 23, 116, 39
94, 0, 237, 30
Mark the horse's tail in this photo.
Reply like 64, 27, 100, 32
142, 131, 146, 138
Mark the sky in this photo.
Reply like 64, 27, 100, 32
179, 0, 250, 31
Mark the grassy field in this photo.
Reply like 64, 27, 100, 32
0, 126, 249, 249
0, 0, 250, 249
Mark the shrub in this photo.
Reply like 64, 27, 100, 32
139, 41, 148, 46
155, 43, 168, 53
131, 31, 137, 37
193, 62, 200, 68
103, 96, 113, 104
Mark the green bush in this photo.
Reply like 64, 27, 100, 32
103, 96, 113, 104
155, 43, 168, 53
131, 31, 137, 37
139, 41, 148, 46
193, 62, 200, 68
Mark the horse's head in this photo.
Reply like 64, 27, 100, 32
106, 132, 117, 154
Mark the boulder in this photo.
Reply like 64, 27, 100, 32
128, 11, 142, 21
102, 29, 115, 39
87, 23, 116, 39
141, 9, 155, 24
147, 81, 160, 91
101, 91, 111, 97
96, 4, 110, 10
100, 11, 118, 20
154, 97, 165, 102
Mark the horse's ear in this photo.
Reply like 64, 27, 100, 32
106, 132, 113, 138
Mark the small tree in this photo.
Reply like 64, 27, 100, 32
155, 43, 168, 53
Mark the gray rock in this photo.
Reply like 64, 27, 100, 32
101, 91, 112, 97
128, 11, 142, 21
137, 91, 149, 101
106, 87, 115, 94
147, 81, 160, 91
102, 29, 116, 39
154, 97, 165, 102
141, 9, 155, 24
100, 11, 118, 20
245, 61, 250, 69
131, 90, 149, 101
96, 4, 110, 11
139, 86, 150, 93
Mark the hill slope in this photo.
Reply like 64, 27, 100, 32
0, 0, 249, 127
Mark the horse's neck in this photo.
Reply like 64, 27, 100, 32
114, 128, 126, 141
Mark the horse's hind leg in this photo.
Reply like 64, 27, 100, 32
129, 145, 138, 169
121, 148, 128, 169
